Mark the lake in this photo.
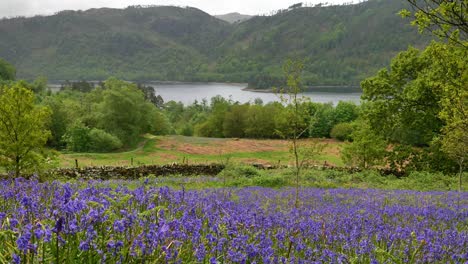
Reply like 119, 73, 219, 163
49, 82, 362, 105
144, 82, 362, 105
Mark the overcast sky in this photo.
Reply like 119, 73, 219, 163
0, 0, 353, 18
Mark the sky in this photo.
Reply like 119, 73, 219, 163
0, 0, 353, 18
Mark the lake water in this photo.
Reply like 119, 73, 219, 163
49, 82, 362, 105
145, 82, 362, 105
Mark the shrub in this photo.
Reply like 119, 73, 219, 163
63, 124, 122, 152
88, 128, 123, 152
330, 122, 354, 141
218, 164, 261, 179
63, 123, 91, 152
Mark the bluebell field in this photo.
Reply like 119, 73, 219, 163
0, 178, 467, 263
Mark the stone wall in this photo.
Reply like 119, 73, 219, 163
47, 164, 225, 180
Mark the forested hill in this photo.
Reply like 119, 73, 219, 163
0, 0, 430, 87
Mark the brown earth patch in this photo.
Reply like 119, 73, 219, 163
158, 137, 289, 155
157, 137, 343, 156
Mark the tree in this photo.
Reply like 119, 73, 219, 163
440, 127, 467, 191
401, 0, 467, 48
42, 96, 71, 148
330, 122, 354, 141
196, 96, 230, 138
0, 83, 51, 177
361, 46, 444, 146
309, 103, 335, 138
341, 120, 387, 169
333, 101, 359, 124
0, 58, 16, 81
277, 59, 324, 207
437, 53, 468, 190
98, 78, 157, 145
223, 104, 249, 138
245, 103, 282, 138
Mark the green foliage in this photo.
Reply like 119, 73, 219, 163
252, 174, 288, 188
334, 101, 359, 123
244, 103, 283, 138
341, 120, 387, 168
98, 78, 156, 145
0, 58, 15, 81
330, 122, 354, 141
52, 78, 169, 152
88, 128, 123, 152
63, 123, 92, 152
362, 41, 467, 173
0, 83, 51, 176
42, 96, 71, 148
223, 104, 249, 138
361, 46, 443, 146
195, 96, 230, 138
401, 0, 467, 47
218, 164, 261, 179
309, 103, 335, 138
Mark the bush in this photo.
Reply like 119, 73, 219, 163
88, 128, 123, 152
63, 124, 122, 152
253, 174, 287, 188
218, 164, 261, 179
330, 122, 354, 141
63, 123, 91, 152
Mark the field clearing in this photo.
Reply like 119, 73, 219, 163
59, 135, 344, 168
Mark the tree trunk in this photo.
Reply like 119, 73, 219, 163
15, 156, 20, 178
458, 159, 464, 192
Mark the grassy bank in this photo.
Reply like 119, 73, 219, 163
62, 165, 467, 192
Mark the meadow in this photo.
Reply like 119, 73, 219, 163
0, 178, 466, 263
58, 135, 344, 168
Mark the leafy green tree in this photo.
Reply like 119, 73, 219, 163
440, 126, 467, 191
361, 46, 444, 146
0, 83, 51, 177
196, 96, 230, 137
245, 103, 282, 138
333, 101, 359, 124
223, 104, 249, 138
437, 55, 467, 190
146, 106, 171, 135
330, 122, 354, 141
0, 58, 15, 81
341, 120, 387, 169
63, 123, 92, 152
401, 0, 467, 47
42, 96, 71, 148
309, 103, 335, 138
98, 78, 156, 145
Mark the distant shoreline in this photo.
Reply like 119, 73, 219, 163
243, 85, 362, 94
48, 80, 362, 94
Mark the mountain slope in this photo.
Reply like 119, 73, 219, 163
216, 0, 430, 86
0, 0, 430, 86
215, 13, 252, 23
0, 6, 230, 80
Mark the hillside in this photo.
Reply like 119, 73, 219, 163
215, 13, 252, 23
0, 0, 430, 86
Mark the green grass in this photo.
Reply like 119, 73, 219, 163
64, 165, 467, 192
